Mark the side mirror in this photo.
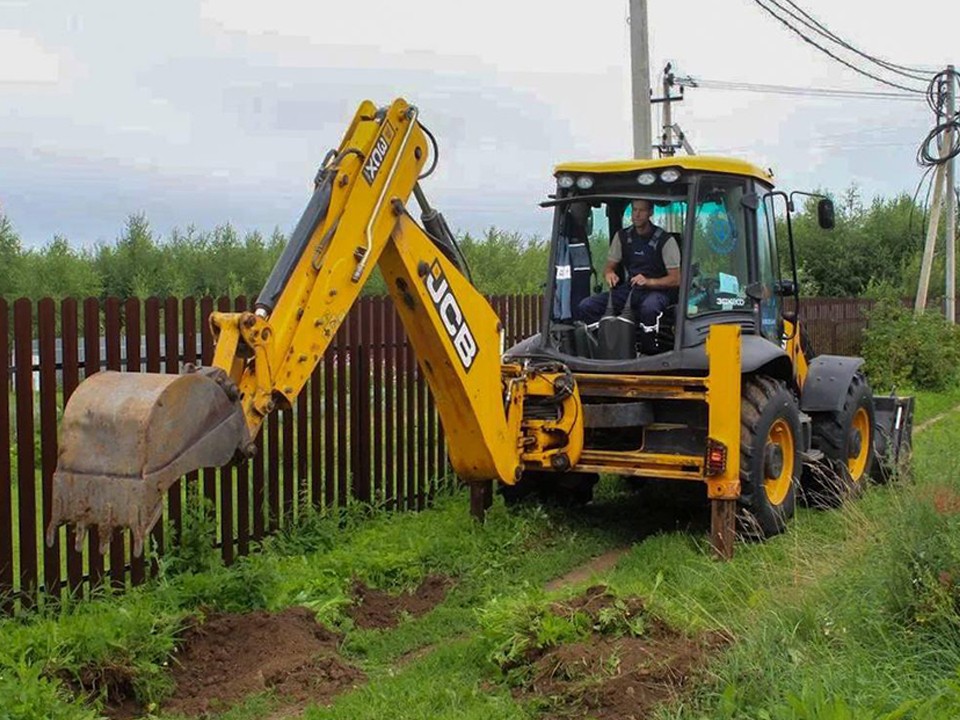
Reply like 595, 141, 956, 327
817, 198, 835, 230
773, 279, 797, 297
744, 282, 765, 302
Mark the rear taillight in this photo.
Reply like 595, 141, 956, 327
705, 439, 727, 476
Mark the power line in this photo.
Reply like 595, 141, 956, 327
773, 0, 935, 81
694, 77, 923, 101
751, 0, 927, 95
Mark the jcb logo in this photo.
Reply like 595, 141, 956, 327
362, 121, 396, 185
424, 260, 478, 371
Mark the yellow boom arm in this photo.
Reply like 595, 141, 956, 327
49, 98, 580, 553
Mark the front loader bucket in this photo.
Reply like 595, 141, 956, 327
873, 394, 914, 480
47, 368, 250, 556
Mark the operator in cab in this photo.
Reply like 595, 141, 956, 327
577, 198, 681, 353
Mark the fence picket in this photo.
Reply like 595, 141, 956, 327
14, 300, 38, 609
405, 330, 416, 510
82, 298, 104, 586
0, 299, 11, 613
323, 324, 336, 510
372, 298, 385, 505
164, 298, 183, 545
61, 299, 84, 594
310, 343, 323, 512
336, 317, 349, 507
199, 298, 218, 528
38, 299, 61, 598
104, 299, 125, 589
124, 299, 146, 586
353, 301, 370, 504
144, 297, 162, 571
215, 297, 234, 564
231, 296, 251, 556
384, 301, 397, 510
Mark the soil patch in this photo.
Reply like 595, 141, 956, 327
158, 606, 363, 718
348, 575, 452, 630
508, 586, 727, 719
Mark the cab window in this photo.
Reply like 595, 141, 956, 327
687, 177, 750, 317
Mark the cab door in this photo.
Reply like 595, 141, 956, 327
755, 186, 783, 344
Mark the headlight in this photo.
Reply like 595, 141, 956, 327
575, 175, 594, 190
557, 174, 575, 189
637, 171, 656, 185
660, 168, 681, 183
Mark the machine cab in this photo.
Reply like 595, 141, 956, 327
536, 157, 787, 367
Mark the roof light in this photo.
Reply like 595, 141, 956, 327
575, 175, 594, 190
557, 174, 575, 189
637, 171, 656, 185
660, 168, 681, 183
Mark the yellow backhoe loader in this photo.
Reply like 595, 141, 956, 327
47, 99, 913, 559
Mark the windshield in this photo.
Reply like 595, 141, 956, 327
549, 197, 689, 323
687, 176, 750, 317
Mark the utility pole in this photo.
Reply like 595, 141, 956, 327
916, 163, 946, 313
662, 64, 674, 154
629, 0, 652, 159
917, 65, 958, 317
651, 64, 691, 157
946, 64, 957, 323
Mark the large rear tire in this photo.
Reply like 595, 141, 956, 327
738, 376, 801, 540
807, 371, 875, 506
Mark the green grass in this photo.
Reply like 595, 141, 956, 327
4, 387, 960, 719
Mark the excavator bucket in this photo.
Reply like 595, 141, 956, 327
47, 368, 249, 556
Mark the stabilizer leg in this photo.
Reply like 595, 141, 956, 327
469, 480, 493, 522
710, 499, 736, 560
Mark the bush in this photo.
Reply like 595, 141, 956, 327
861, 296, 960, 391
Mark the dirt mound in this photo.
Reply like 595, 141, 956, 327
161, 606, 364, 717
348, 575, 452, 630
510, 586, 727, 719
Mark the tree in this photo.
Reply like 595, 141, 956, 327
0, 214, 25, 298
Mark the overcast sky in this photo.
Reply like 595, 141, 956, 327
0, 0, 955, 248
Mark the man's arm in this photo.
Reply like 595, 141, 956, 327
633, 267, 680, 289
604, 232, 623, 287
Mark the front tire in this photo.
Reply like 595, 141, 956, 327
738, 377, 801, 540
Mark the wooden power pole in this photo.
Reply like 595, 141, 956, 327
946, 64, 956, 323
629, 0, 653, 159
916, 65, 958, 318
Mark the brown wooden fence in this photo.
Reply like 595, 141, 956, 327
1, 293, 874, 613
0, 293, 543, 613
799, 297, 876, 357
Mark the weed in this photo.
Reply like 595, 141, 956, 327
161, 495, 220, 577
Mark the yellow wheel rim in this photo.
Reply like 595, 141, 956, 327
764, 419, 795, 506
848, 407, 871, 483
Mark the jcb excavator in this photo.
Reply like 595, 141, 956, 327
47, 98, 913, 559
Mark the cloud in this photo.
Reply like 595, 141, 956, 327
0, 30, 61, 83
